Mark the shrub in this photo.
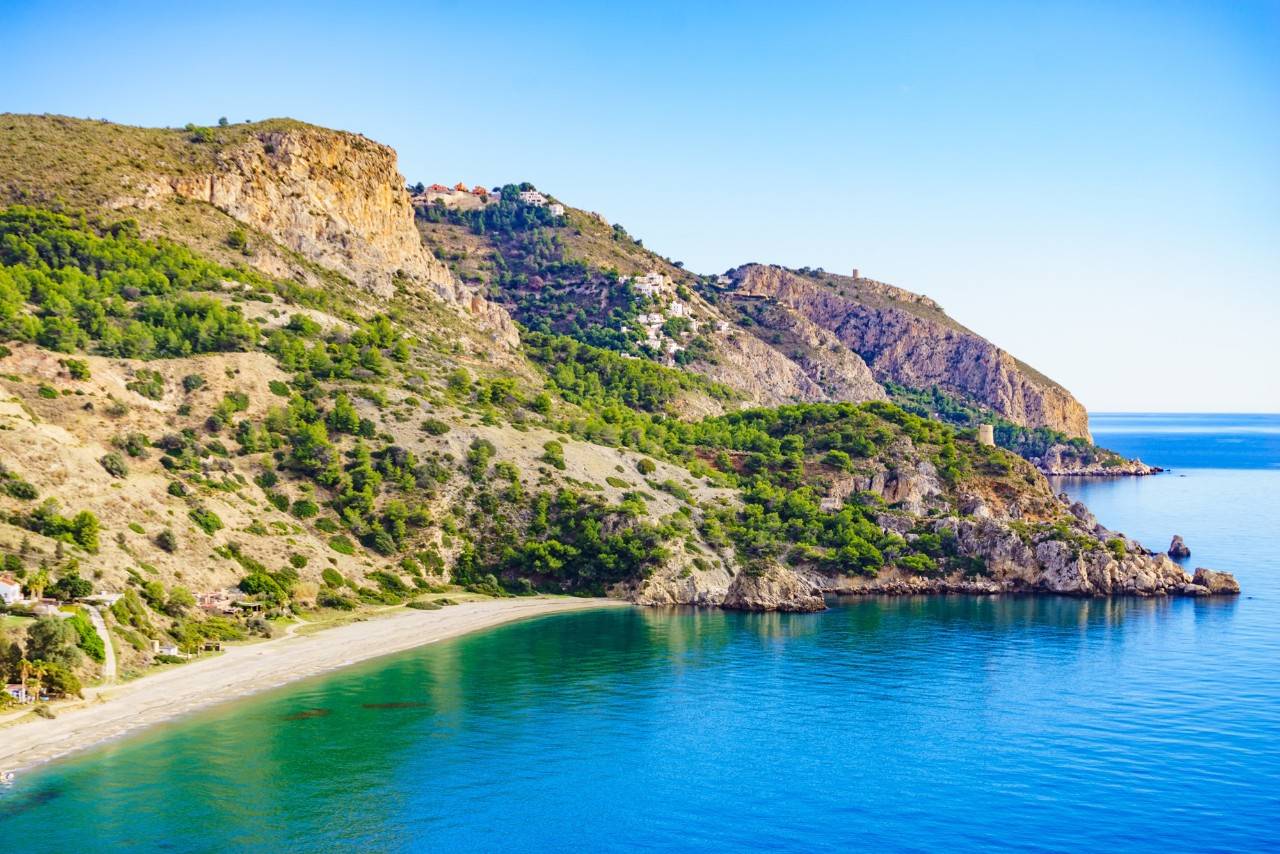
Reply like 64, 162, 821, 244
1106, 538, 1127, 561
636, 458, 656, 475
62, 358, 91, 380
289, 553, 309, 569
189, 506, 224, 535
328, 535, 356, 555
100, 452, 130, 479
167, 480, 188, 497
4, 479, 38, 500
268, 380, 290, 396
127, 369, 166, 400
420, 417, 451, 436
317, 589, 356, 610
156, 529, 178, 552
182, 373, 206, 393
605, 476, 630, 488
290, 498, 319, 519
542, 440, 567, 470
321, 567, 344, 587
37, 384, 59, 399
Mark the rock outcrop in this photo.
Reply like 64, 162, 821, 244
1034, 444, 1160, 476
147, 123, 518, 346
1193, 567, 1240, 595
700, 300, 886, 406
728, 264, 1091, 440
1168, 535, 1191, 558
625, 480, 1239, 612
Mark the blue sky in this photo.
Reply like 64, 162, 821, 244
2, 0, 1277, 412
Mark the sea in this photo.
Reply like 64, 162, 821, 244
0, 413, 1276, 852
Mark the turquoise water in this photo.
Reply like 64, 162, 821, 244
1, 415, 1277, 852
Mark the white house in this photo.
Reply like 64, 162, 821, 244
667, 300, 688, 318
637, 313, 664, 326
0, 573, 22, 605
548, 203, 565, 216
518, 190, 547, 207
633, 271, 667, 297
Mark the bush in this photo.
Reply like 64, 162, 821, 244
1106, 538, 1127, 561
62, 358, 91, 380
4, 479, 38, 500
321, 567, 344, 587
189, 506, 224, 535
636, 458, 656, 475
182, 373, 206, 393
156, 528, 178, 552
268, 380, 290, 396
290, 499, 319, 519
100, 452, 130, 479
289, 553, 309, 569
542, 440, 567, 470
127, 369, 166, 400
328, 535, 356, 555
420, 417, 451, 436
167, 480, 188, 497
37, 384, 59, 399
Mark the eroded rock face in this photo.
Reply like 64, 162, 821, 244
728, 264, 1091, 440
699, 300, 886, 406
152, 125, 518, 345
1192, 567, 1240, 595
722, 564, 825, 612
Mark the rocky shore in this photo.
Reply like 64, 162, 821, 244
1032, 443, 1162, 476
622, 476, 1239, 612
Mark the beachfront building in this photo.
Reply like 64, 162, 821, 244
518, 190, 547, 207
0, 573, 22, 605
5, 683, 30, 704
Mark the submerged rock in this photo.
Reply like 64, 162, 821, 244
1192, 568, 1240, 595
1168, 535, 1191, 559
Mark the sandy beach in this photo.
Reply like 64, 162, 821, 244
0, 597, 627, 773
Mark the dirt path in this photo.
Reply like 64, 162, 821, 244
85, 605, 117, 682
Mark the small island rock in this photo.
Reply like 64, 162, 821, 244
1168, 535, 1191, 559
1192, 568, 1240, 595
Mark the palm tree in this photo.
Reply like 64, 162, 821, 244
25, 569, 49, 602
28, 660, 46, 703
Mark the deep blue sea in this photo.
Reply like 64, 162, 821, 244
0, 414, 1277, 852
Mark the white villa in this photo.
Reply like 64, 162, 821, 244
518, 190, 547, 207
667, 300, 688, 318
0, 573, 22, 605
548, 202, 565, 216
631, 271, 668, 297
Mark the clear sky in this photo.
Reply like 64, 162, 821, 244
2, 0, 1277, 412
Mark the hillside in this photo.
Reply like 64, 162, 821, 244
0, 115, 1226, 701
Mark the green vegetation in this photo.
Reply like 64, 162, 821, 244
0, 207, 263, 358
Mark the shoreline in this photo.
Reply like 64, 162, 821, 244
0, 596, 627, 775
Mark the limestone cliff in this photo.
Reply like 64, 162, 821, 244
728, 264, 1092, 439
140, 123, 518, 346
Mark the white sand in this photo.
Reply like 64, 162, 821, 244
0, 597, 626, 773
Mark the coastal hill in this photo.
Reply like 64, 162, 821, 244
0, 115, 1229, 693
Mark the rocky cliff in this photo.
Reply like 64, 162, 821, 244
154, 125, 516, 345
728, 264, 1092, 440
